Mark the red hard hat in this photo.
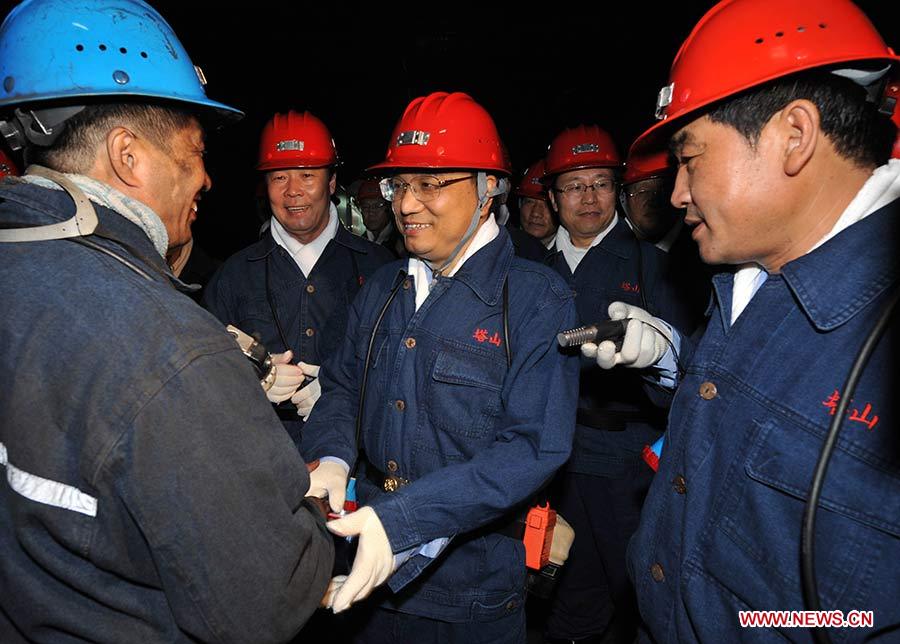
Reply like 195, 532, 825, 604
356, 179, 382, 201
623, 148, 672, 185
515, 160, 548, 200
633, 0, 899, 157
257, 110, 338, 171
0, 148, 19, 179
543, 125, 622, 180
368, 92, 510, 175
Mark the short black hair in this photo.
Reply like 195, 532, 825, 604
706, 69, 896, 168
31, 102, 196, 173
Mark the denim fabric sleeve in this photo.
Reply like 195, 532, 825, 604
370, 294, 580, 553
118, 345, 334, 643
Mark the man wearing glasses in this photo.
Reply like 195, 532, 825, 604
204, 111, 393, 448
542, 125, 692, 644
621, 148, 710, 332
301, 91, 579, 643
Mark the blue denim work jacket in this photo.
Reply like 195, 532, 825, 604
629, 201, 900, 642
203, 225, 393, 445
303, 228, 580, 622
0, 181, 333, 643
547, 219, 696, 477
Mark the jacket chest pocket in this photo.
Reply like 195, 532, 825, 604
693, 418, 900, 615
425, 347, 506, 444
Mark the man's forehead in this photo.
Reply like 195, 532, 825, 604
558, 167, 614, 182
668, 116, 712, 155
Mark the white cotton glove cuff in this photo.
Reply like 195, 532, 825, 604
305, 459, 348, 513
291, 362, 321, 421
582, 301, 673, 369
327, 507, 395, 613
265, 351, 305, 403
549, 514, 575, 566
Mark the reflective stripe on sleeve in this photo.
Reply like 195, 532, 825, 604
0, 442, 98, 517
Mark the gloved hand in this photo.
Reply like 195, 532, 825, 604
327, 507, 395, 613
320, 575, 348, 610
265, 350, 305, 403
291, 362, 321, 421
305, 459, 348, 513
582, 301, 673, 370
549, 514, 574, 566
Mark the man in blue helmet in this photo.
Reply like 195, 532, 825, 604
0, 1, 333, 641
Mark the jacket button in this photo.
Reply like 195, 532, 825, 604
506, 600, 517, 611
405, 337, 416, 349
387, 460, 398, 472
395, 399, 406, 411
672, 475, 687, 495
699, 381, 717, 400
305, 327, 315, 337
650, 563, 665, 582
306, 284, 315, 294
402, 279, 411, 290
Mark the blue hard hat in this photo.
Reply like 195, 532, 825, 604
0, 0, 242, 122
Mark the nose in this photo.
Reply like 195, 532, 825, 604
286, 174, 304, 197
202, 169, 212, 193
581, 185, 599, 204
671, 166, 691, 209
396, 183, 423, 216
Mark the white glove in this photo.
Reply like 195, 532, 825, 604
265, 351, 305, 403
305, 460, 348, 513
582, 301, 673, 369
291, 362, 321, 421
549, 514, 574, 566
320, 575, 347, 610
327, 507, 395, 613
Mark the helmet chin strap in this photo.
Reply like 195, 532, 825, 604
427, 172, 509, 277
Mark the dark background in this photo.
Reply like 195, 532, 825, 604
4, 0, 897, 259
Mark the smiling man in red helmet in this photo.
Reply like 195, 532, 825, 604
204, 111, 393, 448
301, 91, 579, 643
582, 0, 900, 640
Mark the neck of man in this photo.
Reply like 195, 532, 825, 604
764, 157, 873, 273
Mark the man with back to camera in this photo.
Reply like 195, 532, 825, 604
584, 0, 900, 640
0, 1, 333, 641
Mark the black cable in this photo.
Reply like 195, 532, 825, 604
264, 254, 290, 352
356, 271, 407, 449
801, 285, 900, 644
503, 277, 511, 369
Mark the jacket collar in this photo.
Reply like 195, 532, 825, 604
247, 219, 371, 262
392, 226, 514, 307
548, 216, 636, 262
782, 199, 899, 331
709, 199, 899, 331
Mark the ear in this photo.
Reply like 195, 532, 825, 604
106, 126, 144, 188
479, 174, 499, 217
328, 172, 337, 196
780, 99, 819, 177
